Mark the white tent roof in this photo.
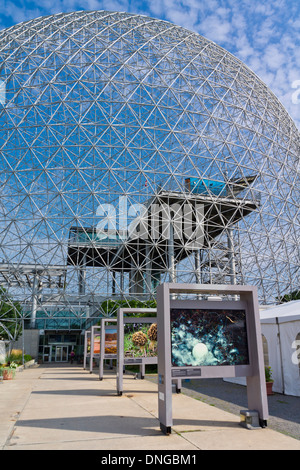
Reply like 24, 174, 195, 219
260, 300, 300, 324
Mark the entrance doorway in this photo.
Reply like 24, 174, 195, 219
43, 346, 52, 363
55, 345, 68, 362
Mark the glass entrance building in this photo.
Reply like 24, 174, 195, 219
0, 11, 299, 359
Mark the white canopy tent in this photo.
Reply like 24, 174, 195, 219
225, 300, 300, 396
260, 300, 300, 397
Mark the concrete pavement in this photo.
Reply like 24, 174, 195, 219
1, 363, 300, 450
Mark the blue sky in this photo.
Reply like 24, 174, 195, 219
0, 0, 299, 128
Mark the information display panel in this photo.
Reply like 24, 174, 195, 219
124, 321, 158, 361
116, 308, 182, 395
83, 330, 91, 370
89, 325, 101, 373
116, 308, 158, 395
157, 283, 269, 435
88, 334, 100, 355
99, 318, 117, 380
83, 326, 101, 372
104, 326, 117, 356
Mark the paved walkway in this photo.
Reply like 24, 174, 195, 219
182, 378, 300, 440
1, 363, 300, 450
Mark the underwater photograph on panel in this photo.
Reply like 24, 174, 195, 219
170, 309, 249, 367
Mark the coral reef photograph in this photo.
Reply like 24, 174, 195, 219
170, 309, 249, 367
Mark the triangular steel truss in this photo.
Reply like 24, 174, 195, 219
0, 10, 299, 338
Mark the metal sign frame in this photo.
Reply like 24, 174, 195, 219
116, 308, 157, 395
83, 329, 90, 370
99, 317, 117, 380
157, 283, 269, 435
83, 325, 101, 373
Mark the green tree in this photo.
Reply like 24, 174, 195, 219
100, 298, 157, 319
0, 287, 23, 341
278, 289, 300, 303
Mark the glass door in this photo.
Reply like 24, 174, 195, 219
55, 346, 68, 362
43, 346, 52, 362
55, 346, 62, 362
62, 346, 68, 362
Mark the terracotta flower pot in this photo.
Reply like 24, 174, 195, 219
266, 381, 274, 396
2, 369, 14, 380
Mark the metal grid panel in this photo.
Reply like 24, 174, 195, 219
0, 10, 299, 335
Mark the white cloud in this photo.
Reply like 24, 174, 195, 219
263, 44, 286, 71
1, 1, 42, 24
0, 0, 298, 128
198, 13, 232, 43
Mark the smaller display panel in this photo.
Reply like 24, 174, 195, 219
124, 322, 158, 358
87, 335, 100, 354
170, 308, 249, 367
105, 328, 117, 354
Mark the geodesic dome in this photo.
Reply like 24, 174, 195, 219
0, 10, 299, 331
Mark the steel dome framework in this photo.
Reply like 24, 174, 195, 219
0, 10, 299, 338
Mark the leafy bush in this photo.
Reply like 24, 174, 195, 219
0, 287, 23, 341
265, 366, 273, 382
3, 351, 32, 366
100, 298, 157, 319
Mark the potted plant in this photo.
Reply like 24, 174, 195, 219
265, 366, 274, 395
1, 359, 18, 380
2, 367, 15, 380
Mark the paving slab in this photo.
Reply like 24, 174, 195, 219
1, 364, 300, 450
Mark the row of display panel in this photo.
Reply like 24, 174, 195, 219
82, 283, 269, 434
83, 310, 182, 394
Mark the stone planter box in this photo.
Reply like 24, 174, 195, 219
16, 359, 36, 372
24, 359, 35, 368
